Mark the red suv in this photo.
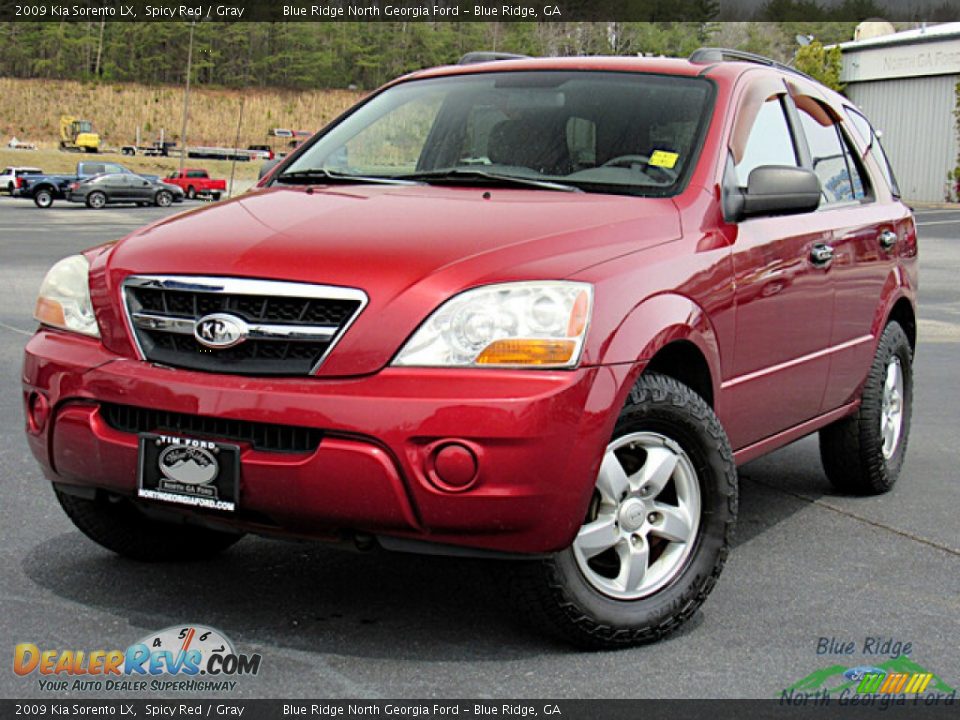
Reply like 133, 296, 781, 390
23, 50, 917, 648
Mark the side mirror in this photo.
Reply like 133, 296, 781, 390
732, 166, 821, 221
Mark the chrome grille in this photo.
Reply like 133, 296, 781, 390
122, 276, 366, 376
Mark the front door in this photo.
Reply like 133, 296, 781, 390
721, 92, 836, 449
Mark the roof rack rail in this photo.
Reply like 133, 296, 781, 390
689, 47, 816, 82
458, 51, 529, 65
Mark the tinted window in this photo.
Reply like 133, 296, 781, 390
283, 72, 715, 197
797, 103, 867, 204
845, 106, 900, 198
735, 98, 798, 186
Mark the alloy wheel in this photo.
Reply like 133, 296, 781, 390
573, 431, 701, 600
881, 356, 904, 459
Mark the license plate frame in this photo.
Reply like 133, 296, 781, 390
137, 433, 239, 512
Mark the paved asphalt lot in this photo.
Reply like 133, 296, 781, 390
0, 196, 957, 700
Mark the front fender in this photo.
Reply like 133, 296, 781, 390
594, 292, 722, 396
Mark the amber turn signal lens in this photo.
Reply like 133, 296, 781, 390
475, 339, 576, 366
34, 297, 66, 328
567, 290, 589, 337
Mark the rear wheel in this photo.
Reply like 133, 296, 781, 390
86, 191, 106, 209
211, 192, 221, 201
186, 185, 196, 199
6, 181, 13, 195
819, 321, 913, 495
34, 188, 54, 208
511, 373, 737, 648
155, 190, 173, 207
55, 488, 243, 562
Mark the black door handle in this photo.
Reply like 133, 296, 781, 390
810, 243, 834, 266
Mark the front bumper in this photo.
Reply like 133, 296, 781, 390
23, 329, 632, 554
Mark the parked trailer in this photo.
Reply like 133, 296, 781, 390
187, 147, 269, 162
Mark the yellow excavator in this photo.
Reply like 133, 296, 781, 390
59, 115, 100, 153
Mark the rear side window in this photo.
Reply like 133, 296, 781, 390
845, 106, 900, 198
796, 102, 868, 205
735, 98, 798, 186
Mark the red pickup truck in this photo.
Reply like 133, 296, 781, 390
163, 168, 225, 200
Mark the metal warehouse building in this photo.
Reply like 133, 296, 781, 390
838, 23, 960, 202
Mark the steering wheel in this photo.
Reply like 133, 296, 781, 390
601, 154, 652, 168
601, 154, 679, 183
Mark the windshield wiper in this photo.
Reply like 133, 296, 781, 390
398, 168, 582, 193
275, 169, 417, 186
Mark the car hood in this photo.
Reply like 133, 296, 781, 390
97, 184, 681, 375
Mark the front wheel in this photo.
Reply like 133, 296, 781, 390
512, 373, 738, 648
55, 488, 243, 561
155, 190, 173, 207
34, 189, 54, 208
186, 185, 196, 199
819, 321, 913, 495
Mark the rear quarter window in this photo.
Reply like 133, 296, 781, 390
844, 106, 900, 198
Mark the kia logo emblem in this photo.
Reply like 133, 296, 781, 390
194, 313, 248, 349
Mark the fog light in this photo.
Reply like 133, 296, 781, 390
26, 391, 49, 433
431, 442, 479, 491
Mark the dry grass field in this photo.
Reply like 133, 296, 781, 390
0, 77, 364, 153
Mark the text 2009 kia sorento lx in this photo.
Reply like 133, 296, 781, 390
23, 50, 917, 648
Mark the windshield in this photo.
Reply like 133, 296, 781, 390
280, 71, 714, 196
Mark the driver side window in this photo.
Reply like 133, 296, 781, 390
735, 97, 799, 186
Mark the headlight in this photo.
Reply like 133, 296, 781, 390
34, 255, 100, 338
393, 282, 592, 368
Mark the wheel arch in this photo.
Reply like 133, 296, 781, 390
596, 292, 722, 409
643, 340, 715, 408
886, 296, 916, 351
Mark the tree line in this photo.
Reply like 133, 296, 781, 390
0, 15, 930, 91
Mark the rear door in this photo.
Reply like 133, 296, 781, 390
793, 99, 912, 412
105, 175, 133, 202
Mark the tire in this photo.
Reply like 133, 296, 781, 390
6, 182, 13, 195
211, 192, 221, 201
819, 321, 913, 495
34, 188, 54, 208
155, 190, 173, 207
511, 373, 738, 649
186, 185, 196, 199
55, 488, 243, 562
86, 191, 107, 209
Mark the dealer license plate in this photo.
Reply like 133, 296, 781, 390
137, 433, 239, 512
